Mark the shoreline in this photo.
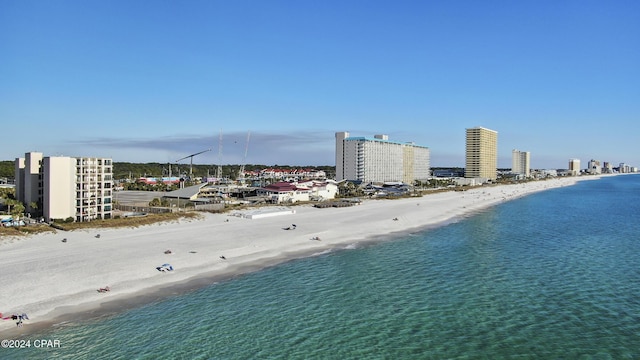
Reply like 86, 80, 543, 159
0, 176, 605, 337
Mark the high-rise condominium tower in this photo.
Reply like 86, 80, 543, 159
335, 132, 430, 183
465, 127, 498, 180
569, 159, 581, 175
512, 149, 531, 177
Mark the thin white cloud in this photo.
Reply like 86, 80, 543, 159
72, 130, 337, 165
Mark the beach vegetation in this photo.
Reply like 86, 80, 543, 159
0, 223, 55, 237
52, 212, 202, 231
0, 187, 15, 200
336, 181, 365, 198
5, 198, 24, 218
418, 178, 456, 189
149, 198, 169, 207
29, 201, 41, 218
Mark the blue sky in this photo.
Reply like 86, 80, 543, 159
1, 0, 638, 169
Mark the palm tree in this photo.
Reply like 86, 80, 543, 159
5, 198, 17, 215
6, 199, 24, 218
29, 201, 39, 217
11, 203, 25, 218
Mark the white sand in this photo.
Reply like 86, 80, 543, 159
0, 176, 602, 333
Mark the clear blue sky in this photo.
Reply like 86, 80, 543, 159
2, 0, 638, 169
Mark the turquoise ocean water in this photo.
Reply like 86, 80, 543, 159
4, 175, 640, 359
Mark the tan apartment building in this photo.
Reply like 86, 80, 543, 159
15, 152, 113, 222
568, 159, 581, 176
465, 127, 498, 181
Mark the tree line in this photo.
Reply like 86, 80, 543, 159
114, 163, 334, 180
0, 161, 335, 181
0, 161, 13, 179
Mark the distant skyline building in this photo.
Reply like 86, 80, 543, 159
465, 127, 498, 180
618, 163, 635, 173
569, 158, 581, 176
335, 132, 430, 184
587, 159, 602, 174
511, 149, 531, 177
15, 152, 113, 222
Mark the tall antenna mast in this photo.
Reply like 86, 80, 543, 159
217, 129, 223, 179
238, 131, 251, 184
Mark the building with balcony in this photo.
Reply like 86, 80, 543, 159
569, 159, 581, 176
587, 159, 602, 174
511, 149, 531, 178
465, 127, 498, 181
618, 163, 635, 173
15, 152, 113, 222
335, 132, 430, 184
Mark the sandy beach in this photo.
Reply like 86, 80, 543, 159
0, 176, 602, 335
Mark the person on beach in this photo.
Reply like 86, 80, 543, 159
220, 255, 226, 260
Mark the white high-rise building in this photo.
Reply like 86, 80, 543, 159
619, 163, 631, 173
15, 152, 113, 222
587, 159, 602, 174
335, 132, 430, 183
511, 149, 531, 177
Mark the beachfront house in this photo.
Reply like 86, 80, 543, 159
256, 182, 311, 204
296, 180, 338, 201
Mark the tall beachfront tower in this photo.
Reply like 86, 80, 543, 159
569, 158, 581, 176
335, 131, 349, 181
15, 152, 113, 222
335, 132, 430, 184
465, 127, 498, 180
511, 149, 531, 177
587, 159, 602, 174
14, 151, 43, 216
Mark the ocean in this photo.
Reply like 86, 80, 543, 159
4, 175, 640, 359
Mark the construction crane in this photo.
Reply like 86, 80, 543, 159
176, 149, 212, 178
238, 131, 251, 183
